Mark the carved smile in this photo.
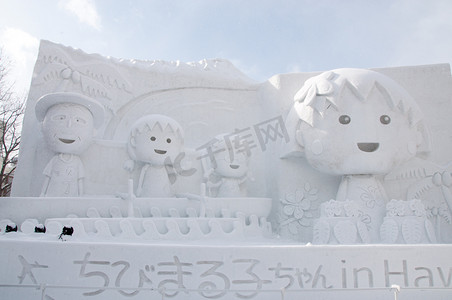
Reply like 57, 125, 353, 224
154, 149, 167, 155
357, 143, 379, 152
59, 138, 76, 144
229, 164, 240, 169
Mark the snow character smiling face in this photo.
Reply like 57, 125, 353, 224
292, 68, 429, 176
127, 115, 184, 167
285, 68, 430, 242
203, 135, 250, 198
35, 92, 104, 197
213, 142, 249, 179
41, 103, 95, 155
127, 115, 184, 197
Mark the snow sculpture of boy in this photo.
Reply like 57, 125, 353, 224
285, 68, 429, 242
35, 92, 105, 197
203, 135, 249, 197
126, 115, 184, 197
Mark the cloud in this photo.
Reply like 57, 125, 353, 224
59, 0, 102, 31
388, 0, 452, 67
0, 27, 39, 94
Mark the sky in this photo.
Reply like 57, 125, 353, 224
1, 0, 452, 95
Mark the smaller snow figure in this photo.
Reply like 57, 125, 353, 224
202, 135, 250, 198
35, 92, 104, 197
126, 115, 184, 197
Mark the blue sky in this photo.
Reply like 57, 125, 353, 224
1, 0, 452, 94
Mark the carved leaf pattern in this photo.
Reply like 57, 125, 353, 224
401, 219, 422, 244
357, 220, 371, 243
385, 157, 438, 181
313, 220, 330, 244
424, 219, 437, 243
380, 218, 399, 243
407, 177, 434, 200
441, 208, 452, 224
34, 63, 67, 85
333, 220, 357, 244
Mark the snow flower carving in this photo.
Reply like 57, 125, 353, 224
360, 186, 384, 209
343, 200, 361, 217
422, 197, 451, 224
438, 202, 452, 224
386, 200, 406, 217
323, 200, 342, 217
283, 190, 311, 218
385, 158, 452, 240
409, 199, 427, 217
386, 199, 429, 218
280, 183, 318, 234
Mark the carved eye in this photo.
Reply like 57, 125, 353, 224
339, 115, 351, 125
75, 117, 86, 124
380, 115, 391, 125
150, 136, 156, 141
52, 115, 66, 121
166, 138, 172, 143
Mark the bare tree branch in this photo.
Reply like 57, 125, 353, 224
0, 48, 25, 196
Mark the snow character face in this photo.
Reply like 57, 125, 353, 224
128, 115, 184, 166
42, 103, 95, 155
293, 69, 428, 175
214, 148, 248, 178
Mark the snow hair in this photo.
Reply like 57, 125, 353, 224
127, 114, 184, 160
282, 68, 430, 157
293, 68, 422, 128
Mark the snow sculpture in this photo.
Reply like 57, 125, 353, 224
380, 199, 436, 243
196, 133, 271, 222
285, 68, 429, 243
126, 114, 184, 197
203, 135, 250, 197
2, 40, 452, 299
35, 92, 105, 197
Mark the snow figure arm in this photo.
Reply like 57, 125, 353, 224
238, 174, 248, 184
77, 156, 85, 196
78, 179, 84, 196
123, 159, 135, 173
206, 177, 222, 189
40, 177, 50, 197
40, 156, 56, 197
336, 175, 351, 201
136, 164, 149, 197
